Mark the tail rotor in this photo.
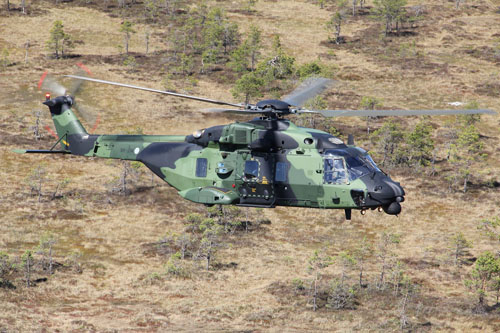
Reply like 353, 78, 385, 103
38, 66, 100, 134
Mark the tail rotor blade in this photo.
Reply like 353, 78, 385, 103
73, 102, 96, 125
41, 75, 67, 96
69, 70, 88, 96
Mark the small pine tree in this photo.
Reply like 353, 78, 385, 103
256, 35, 295, 82
219, 206, 242, 234
228, 25, 262, 73
329, 11, 343, 44
406, 119, 434, 168
371, 120, 405, 168
478, 217, 500, 243
37, 232, 57, 274
399, 275, 417, 329
244, 0, 258, 13
448, 124, 484, 192
376, 232, 400, 289
26, 165, 47, 202
0, 252, 12, 287
354, 236, 372, 287
247, 25, 262, 71
307, 249, 333, 311
202, 7, 240, 60
177, 53, 194, 75
144, 0, 159, 22
120, 21, 136, 55
465, 251, 500, 311
165, 251, 190, 278
327, 278, 357, 310
184, 213, 203, 233
21, 250, 34, 287
0, 47, 10, 69
175, 233, 193, 260
450, 232, 472, 267
372, 0, 408, 36
197, 218, 223, 270
390, 260, 406, 295
336, 251, 357, 287
491, 276, 500, 306
229, 41, 250, 73
30, 110, 43, 141
232, 72, 265, 104
326, 0, 348, 44
296, 61, 323, 78
47, 20, 71, 59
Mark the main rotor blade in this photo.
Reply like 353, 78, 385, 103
312, 109, 496, 117
203, 108, 263, 115
282, 77, 335, 107
65, 75, 243, 108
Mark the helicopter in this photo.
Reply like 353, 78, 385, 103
15, 75, 495, 220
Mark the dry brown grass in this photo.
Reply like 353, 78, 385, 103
2, 0, 500, 331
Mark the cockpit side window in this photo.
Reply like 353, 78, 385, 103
324, 157, 347, 184
196, 158, 208, 177
275, 162, 288, 182
244, 160, 259, 178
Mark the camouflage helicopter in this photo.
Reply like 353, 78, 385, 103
16, 75, 495, 220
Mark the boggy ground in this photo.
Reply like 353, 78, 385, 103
1, 0, 500, 331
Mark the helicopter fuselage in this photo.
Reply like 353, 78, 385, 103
75, 115, 405, 217
28, 95, 405, 220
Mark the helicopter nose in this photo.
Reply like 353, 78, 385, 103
368, 178, 404, 201
364, 174, 405, 215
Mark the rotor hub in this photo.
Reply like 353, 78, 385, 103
255, 99, 291, 112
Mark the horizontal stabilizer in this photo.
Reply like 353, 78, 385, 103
12, 149, 71, 154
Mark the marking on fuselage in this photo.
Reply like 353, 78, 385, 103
134, 147, 140, 154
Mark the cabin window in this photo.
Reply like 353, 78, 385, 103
244, 160, 259, 178
324, 158, 347, 184
196, 158, 208, 177
275, 162, 288, 182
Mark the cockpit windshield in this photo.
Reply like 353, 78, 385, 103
324, 149, 381, 182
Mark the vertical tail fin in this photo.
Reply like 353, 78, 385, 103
43, 95, 88, 151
